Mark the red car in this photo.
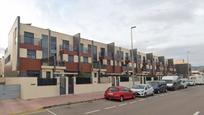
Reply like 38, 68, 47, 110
104, 86, 135, 102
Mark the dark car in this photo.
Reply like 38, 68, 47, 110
148, 81, 167, 93
104, 86, 135, 102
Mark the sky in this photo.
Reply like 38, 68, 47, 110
0, 0, 204, 66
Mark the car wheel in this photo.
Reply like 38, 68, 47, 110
120, 96, 124, 102
132, 94, 136, 99
144, 93, 147, 97
152, 92, 154, 96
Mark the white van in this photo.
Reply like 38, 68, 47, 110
162, 76, 181, 90
190, 75, 204, 85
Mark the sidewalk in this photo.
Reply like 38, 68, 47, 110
0, 91, 104, 115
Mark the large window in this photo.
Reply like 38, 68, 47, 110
68, 55, 74, 62
27, 50, 36, 59
50, 36, 56, 56
62, 40, 69, 50
100, 48, 105, 56
41, 35, 48, 59
24, 32, 34, 44
88, 44, 92, 54
83, 57, 88, 63
79, 43, 84, 52
93, 45, 97, 62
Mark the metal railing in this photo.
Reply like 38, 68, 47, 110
37, 78, 57, 86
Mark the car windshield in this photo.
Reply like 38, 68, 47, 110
132, 85, 145, 89
148, 82, 159, 87
164, 80, 173, 84
108, 87, 119, 92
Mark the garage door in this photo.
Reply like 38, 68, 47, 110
0, 85, 20, 100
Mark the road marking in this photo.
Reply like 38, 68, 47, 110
129, 101, 138, 104
118, 103, 127, 107
85, 109, 101, 114
104, 105, 116, 110
46, 109, 57, 115
193, 111, 200, 115
138, 99, 146, 102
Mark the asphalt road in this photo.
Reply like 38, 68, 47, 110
28, 85, 204, 115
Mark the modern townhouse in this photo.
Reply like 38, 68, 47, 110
2, 16, 180, 99
174, 59, 192, 77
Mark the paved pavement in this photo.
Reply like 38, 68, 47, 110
29, 85, 204, 115
0, 91, 103, 115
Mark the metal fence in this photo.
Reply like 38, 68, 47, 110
37, 78, 57, 86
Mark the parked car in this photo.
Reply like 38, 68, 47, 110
148, 81, 167, 93
190, 75, 204, 85
131, 84, 154, 97
104, 86, 135, 102
187, 79, 196, 86
162, 76, 181, 91
180, 78, 188, 88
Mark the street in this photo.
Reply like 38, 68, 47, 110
29, 85, 204, 115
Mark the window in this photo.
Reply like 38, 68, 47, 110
121, 88, 129, 92
5, 55, 11, 64
41, 35, 48, 59
93, 46, 97, 62
62, 40, 69, 50
27, 70, 40, 77
107, 60, 111, 65
80, 43, 84, 52
27, 50, 36, 59
100, 48, 105, 56
46, 71, 51, 78
88, 44, 92, 54
50, 36, 56, 56
94, 73, 97, 78
24, 32, 34, 44
83, 57, 88, 63
68, 55, 74, 62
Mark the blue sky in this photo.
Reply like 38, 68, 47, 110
0, 0, 204, 66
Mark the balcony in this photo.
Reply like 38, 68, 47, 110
93, 63, 107, 69
99, 52, 113, 60
60, 44, 77, 55
19, 35, 41, 50
79, 47, 91, 57
41, 59, 66, 70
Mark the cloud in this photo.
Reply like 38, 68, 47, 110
0, 0, 204, 66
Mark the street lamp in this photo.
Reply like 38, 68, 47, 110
131, 26, 136, 85
187, 51, 190, 78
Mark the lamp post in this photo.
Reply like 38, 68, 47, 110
187, 51, 190, 78
131, 26, 136, 85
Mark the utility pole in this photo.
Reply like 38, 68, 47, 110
187, 51, 190, 78
130, 26, 136, 85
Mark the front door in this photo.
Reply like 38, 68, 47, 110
112, 77, 115, 86
68, 76, 74, 94
60, 77, 66, 95
116, 77, 120, 86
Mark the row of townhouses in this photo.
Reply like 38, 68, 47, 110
0, 16, 191, 99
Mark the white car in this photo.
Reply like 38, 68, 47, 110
131, 84, 154, 97
187, 79, 195, 86
180, 79, 188, 88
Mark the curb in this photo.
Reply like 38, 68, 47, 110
13, 97, 104, 115
43, 97, 104, 109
